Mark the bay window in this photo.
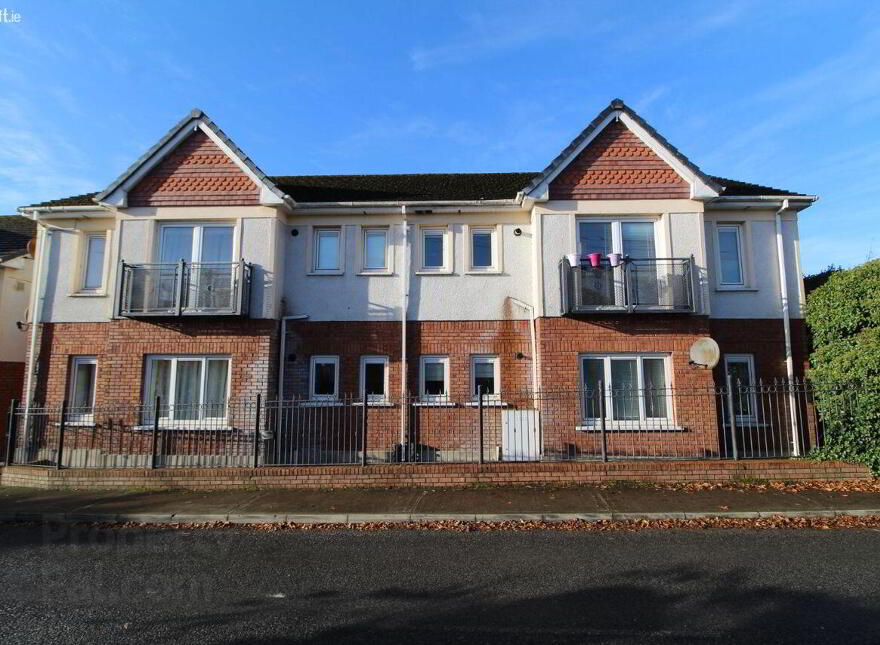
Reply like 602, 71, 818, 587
145, 355, 230, 423
579, 354, 671, 427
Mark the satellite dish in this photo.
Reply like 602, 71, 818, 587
689, 337, 720, 369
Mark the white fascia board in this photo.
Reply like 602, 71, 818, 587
196, 122, 285, 206
97, 119, 286, 209
708, 197, 817, 211
290, 202, 524, 216
617, 112, 719, 201
526, 111, 618, 200
98, 122, 199, 208
526, 110, 720, 202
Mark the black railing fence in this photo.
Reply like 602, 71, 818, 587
3, 379, 870, 470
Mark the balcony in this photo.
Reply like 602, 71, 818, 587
562, 256, 696, 314
118, 260, 252, 317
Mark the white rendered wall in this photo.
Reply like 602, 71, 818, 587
0, 257, 32, 362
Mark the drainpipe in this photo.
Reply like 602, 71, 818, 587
277, 314, 310, 402
400, 206, 410, 452
508, 298, 540, 396
23, 226, 50, 416
774, 199, 800, 456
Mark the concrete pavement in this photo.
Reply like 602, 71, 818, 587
1, 484, 879, 524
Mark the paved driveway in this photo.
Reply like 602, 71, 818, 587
1, 524, 879, 643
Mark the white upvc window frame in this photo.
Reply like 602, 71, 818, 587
418, 226, 453, 274
723, 353, 758, 423
575, 217, 658, 257
359, 355, 390, 403
309, 355, 340, 401
157, 222, 237, 264
714, 223, 749, 289
68, 356, 97, 423
359, 226, 392, 274
143, 355, 231, 425
470, 354, 501, 401
79, 233, 109, 294
578, 353, 673, 428
465, 225, 502, 273
419, 355, 450, 401
309, 227, 344, 275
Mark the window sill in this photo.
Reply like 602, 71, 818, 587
465, 269, 502, 276
714, 286, 758, 292
464, 401, 509, 407
69, 291, 107, 298
415, 270, 453, 276
357, 271, 394, 277
412, 401, 456, 407
576, 424, 686, 433
131, 424, 236, 433
53, 421, 96, 428
352, 401, 395, 407
299, 400, 344, 407
307, 271, 345, 276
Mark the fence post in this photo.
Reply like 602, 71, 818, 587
5, 399, 18, 465
151, 396, 161, 469
361, 396, 368, 467
478, 386, 485, 464
599, 380, 607, 462
725, 373, 738, 460
253, 393, 261, 469
56, 400, 68, 470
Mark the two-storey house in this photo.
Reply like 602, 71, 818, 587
16, 99, 815, 464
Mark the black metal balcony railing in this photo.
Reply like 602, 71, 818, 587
118, 259, 252, 317
562, 256, 696, 314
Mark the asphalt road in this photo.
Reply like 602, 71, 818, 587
1, 524, 879, 644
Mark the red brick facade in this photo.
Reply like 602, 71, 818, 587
0, 360, 25, 450
1, 459, 870, 490
28, 319, 277, 406
128, 130, 260, 207
710, 318, 809, 381
549, 121, 690, 200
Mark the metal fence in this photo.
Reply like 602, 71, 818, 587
3, 379, 869, 470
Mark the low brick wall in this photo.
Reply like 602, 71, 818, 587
0, 460, 871, 490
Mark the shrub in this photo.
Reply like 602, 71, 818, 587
807, 260, 880, 473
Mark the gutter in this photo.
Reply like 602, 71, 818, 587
774, 199, 800, 456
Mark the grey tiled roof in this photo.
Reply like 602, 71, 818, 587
0, 215, 36, 262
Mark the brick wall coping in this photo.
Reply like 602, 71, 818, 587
1, 460, 870, 490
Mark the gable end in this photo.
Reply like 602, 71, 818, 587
548, 120, 689, 200
128, 130, 260, 207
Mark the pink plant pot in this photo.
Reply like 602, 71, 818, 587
588, 252, 603, 267
607, 253, 622, 267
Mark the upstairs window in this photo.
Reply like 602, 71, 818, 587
420, 227, 449, 272
82, 234, 106, 291
467, 226, 500, 272
716, 224, 745, 286
362, 228, 389, 272
313, 228, 342, 273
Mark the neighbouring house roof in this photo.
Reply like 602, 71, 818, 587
0, 215, 36, 262
21, 100, 813, 209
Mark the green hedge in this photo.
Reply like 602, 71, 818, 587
807, 260, 880, 473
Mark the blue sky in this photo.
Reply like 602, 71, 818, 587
1, 0, 878, 274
